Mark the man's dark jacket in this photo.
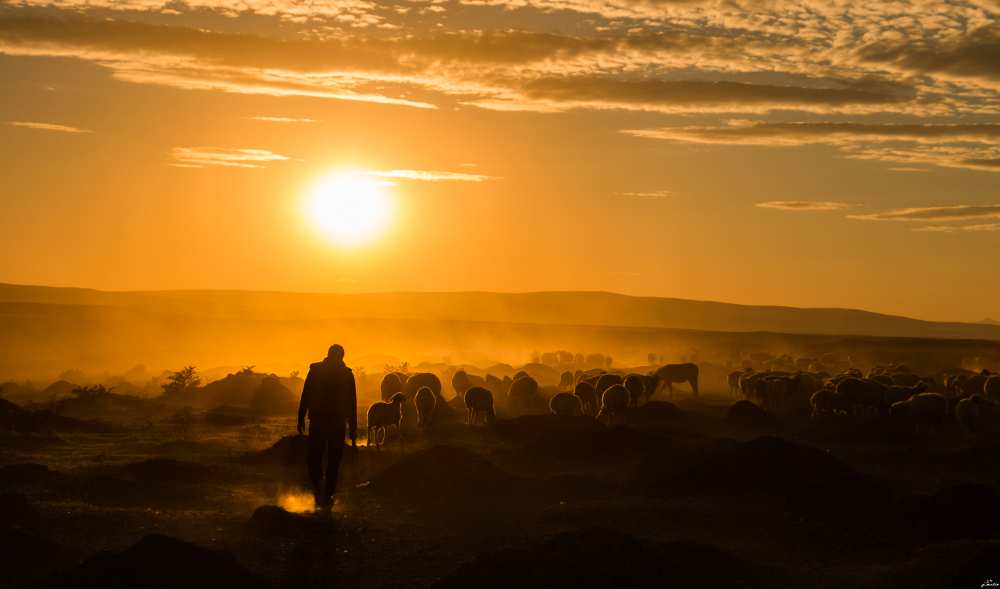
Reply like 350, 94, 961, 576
298, 358, 357, 437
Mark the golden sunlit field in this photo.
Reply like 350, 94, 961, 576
3, 0, 1000, 586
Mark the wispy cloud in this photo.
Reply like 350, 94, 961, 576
363, 169, 494, 182
7, 121, 93, 133
616, 190, 672, 199
625, 121, 1000, 173
756, 200, 853, 211
913, 223, 1000, 233
249, 116, 320, 123
848, 204, 1000, 223
170, 147, 290, 169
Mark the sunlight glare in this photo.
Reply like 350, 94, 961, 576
305, 171, 394, 246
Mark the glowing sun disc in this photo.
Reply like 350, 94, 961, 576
304, 171, 394, 246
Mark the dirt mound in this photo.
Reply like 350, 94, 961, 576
244, 434, 309, 467
248, 505, 312, 536
516, 423, 678, 467
65, 460, 214, 506
0, 492, 40, 529
639, 436, 884, 510
914, 484, 1000, 541
725, 400, 775, 429
434, 527, 764, 589
945, 543, 1000, 589
0, 527, 80, 587
0, 463, 62, 488
0, 397, 110, 434
369, 445, 515, 502
495, 415, 603, 445
39, 534, 264, 589
119, 459, 213, 484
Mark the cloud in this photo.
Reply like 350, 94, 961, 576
249, 116, 320, 123
912, 223, 1000, 233
623, 122, 1000, 146
616, 190, 672, 198
755, 200, 853, 211
170, 147, 290, 169
848, 204, 1000, 222
362, 169, 493, 182
856, 24, 1000, 86
625, 121, 1000, 172
7, 121, 92, 133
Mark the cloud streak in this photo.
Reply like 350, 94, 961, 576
170, 147, 290, 169
7, 121, 93, 133
363, 169, 494, 182
756, 201, 853, 211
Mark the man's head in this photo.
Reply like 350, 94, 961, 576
327, 344, 345, 362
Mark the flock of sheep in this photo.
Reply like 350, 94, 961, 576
731, 364, 1000, 433
362, 354, 1000, 446
362, 363, 701, 446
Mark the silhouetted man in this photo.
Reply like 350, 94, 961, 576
298, 344, 357, 508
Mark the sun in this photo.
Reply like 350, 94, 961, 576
304, 171, 395, 246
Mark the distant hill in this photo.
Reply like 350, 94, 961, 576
981, 318, 1000, 326
1, 282, 999, 378
0, 282, 998, 341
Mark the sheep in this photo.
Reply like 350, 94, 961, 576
404, 372, 443, 401
367, 393, 406, 448
464, 386, 495, 426
574, 381, 598, 417
413, 386, 437, 429
651, 363, 700, 397
984, 375, 1000, 402
508, 375, 540, 413
727, 370, 744, 396
836, 377, 887, 417
595, 373, 624, 399
380, 372, 405, 402
623, 374, 646, 407
884, 382, 927, 406
598, 383, 629, 425
890, 392, 948, 433
810, 388, 847, 418
549, 392, 583, 417
955, 394, 1000, 434
559, 371, 575, 391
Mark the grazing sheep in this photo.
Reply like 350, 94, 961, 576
508, 375, 540, 413
623, 374, 645, 407
574, 381, 598, 417
956, 394, 999, 434
559, 371, 575, 391
451, 370, 471, 397
890, 372, 922, 387
380, 373, 405, 402
984, 375, 1000, 402
810, 388, 847, 418
595, 373, 624, 399
464, 386, 495, 425
549, 392, 583, 417
404, 372, 443, 401
958, 372, 990, 399
727, 370, 744, 396
413, 386, 437, 429
367, 393, 406, 448
884, 382, 927, 406
836, 377, 887, 417
890, 393, 948, 433
598, 383, 629, 426
651, 363, 699, 397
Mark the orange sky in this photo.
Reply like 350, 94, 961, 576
0, 2, 998, 323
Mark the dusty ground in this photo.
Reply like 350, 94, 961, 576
2, 392, 999, 588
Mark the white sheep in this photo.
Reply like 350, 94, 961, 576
367, 393, 406, 448
464, 386, 495, 426
413, 386, 437, 429
549, 392, 583, 417
598, 383, 629, 426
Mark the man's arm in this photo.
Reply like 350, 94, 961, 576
298, 367, 315, 434
347, 371, 358, 444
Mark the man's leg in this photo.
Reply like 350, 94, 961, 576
323, 428, 345, 500
307, 428, 327, 504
